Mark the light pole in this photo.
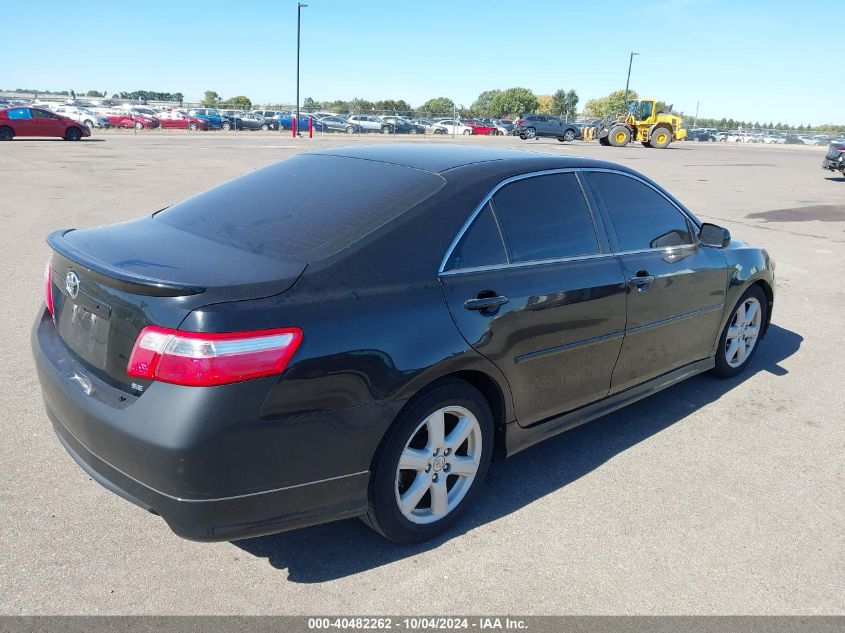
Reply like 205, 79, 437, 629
296, 2, 308, 137
623, 52, 639, 108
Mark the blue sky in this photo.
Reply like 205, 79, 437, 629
2, 0, 836, 125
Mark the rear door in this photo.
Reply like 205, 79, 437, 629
582, 170, 728, 392
6, 107, 34, 135
440, 171, 628, 426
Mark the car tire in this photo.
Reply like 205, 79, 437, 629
134, 121, 143, 130
363, 378, 494, 544
0, 126, 14, 141
83, 120, 94, 131
260, 123, 269, 131
563, 129, 576, 142
345, 126, 355, 134
608, 125, 631, 147
519, 133, 527, 140
434, 128, 445, 135
64, 127, 82, 141
711, 285, 768, 378
487, 130, 496, 136
189, 122, 198, 131
463, 129, 472, 135
222, 121, 232, 131
524, 127, 536, 139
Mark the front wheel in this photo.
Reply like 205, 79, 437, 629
523, 126, 536, 139
563, 129, 576, 142
712, 285, 767, 378
64, 127, 82, 141
189, 122, 198, 131
650, 127, 672, 149
381, 126, 392, 134
363, 379, 493, 543
260, 123, 269, 131
463, 129, 472, 135
222, 121, 232, 131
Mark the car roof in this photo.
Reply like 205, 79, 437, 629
310, 143, 622, 174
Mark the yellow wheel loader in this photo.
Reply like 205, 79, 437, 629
588, 99, 687, 148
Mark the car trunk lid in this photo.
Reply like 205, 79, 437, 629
47, 218, 306, 393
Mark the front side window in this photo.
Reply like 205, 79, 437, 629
445, 204, 507, 271
31, 109, 56, 119
491, 173, 599, 263
584, 172, 693, 251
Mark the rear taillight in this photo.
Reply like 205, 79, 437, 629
127, 326, 303, 387
44, 259, 54, 315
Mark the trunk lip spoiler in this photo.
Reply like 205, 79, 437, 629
47, 229, 206, 297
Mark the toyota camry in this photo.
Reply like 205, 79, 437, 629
32, 145, 775, 543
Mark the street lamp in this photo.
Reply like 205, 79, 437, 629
296, 2, 308, 136
623, 52, 639, 108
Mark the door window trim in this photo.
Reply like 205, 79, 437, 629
438, 168, 608, 276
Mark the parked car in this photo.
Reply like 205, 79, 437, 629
276, 113, 322, 131
250, 110, 284, 130
462, 120, 498, 136
158, 111, 209, 131
319, 115, 362, 134
32, 145, 774, 544
822, 141, 845, 177
232, 113, 267, 131
187, 108, 223, 129
760, 134, 786, 144
347, 115, 391, 133
105, 111, 160, 129
798, 136, 822, 146
432, 119, 474, 135
380, 116, 425, 134
0, 106, 90, 141
51, 105, 111, 130
514, 115, 581, 142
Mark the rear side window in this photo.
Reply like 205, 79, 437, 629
585, 172, 693, 251
491, 173, 599, 263
7, 108, 31, 120
158, 154, 445, 260
445, 204, 506, 271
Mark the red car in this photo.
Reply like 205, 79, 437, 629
463, 120, 498, 136
158, 111, 209, 131
0, 106, 91, 141
105, 112, 160, 129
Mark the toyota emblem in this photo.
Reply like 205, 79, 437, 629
65, 271, 80, 299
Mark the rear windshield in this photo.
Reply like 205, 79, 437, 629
157, 154, 445, 260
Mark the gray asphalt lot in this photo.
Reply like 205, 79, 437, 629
0, 132, 842, 615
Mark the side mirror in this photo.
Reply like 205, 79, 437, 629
699, 222, 731, 248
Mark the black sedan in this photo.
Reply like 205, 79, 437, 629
32, 145, 774, 544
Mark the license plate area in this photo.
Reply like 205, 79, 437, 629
57, 302, 110, 370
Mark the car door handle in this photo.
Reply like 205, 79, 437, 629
464, 295, 509, 311
627, 272, 655, 289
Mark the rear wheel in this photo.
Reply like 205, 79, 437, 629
0, 126, 14, 141
363, 379, 493, 543
134, 121, 143, 130
524, 126, 536, 139
563, 128, 576, 142
64, 126, 82, 141
83, 120, 94, 131
650, 126, 672, 149
608, 125, 631, 147
434, 128, 445, 135
463, 129, 472, 135
381, 125, 392, 134
712, 285, 767, 378
222, 121, 232, 131
346, 125, 355, 134
190, 122, 199, 131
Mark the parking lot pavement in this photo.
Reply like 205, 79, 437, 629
0, 133, 842, 615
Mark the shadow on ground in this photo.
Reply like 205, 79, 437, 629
234, 324, 801, 582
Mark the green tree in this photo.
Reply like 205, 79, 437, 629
421, 97, 455, 116
490, 87, 539, 118
583, 89, 638, 119
85, 90, 103, 98
470, 90, 501, 117
229, 95, 252, 109
173, 92, 184, 105
302, 97, 317, 111
201, 90, 221, 107
550, 89, 579, 119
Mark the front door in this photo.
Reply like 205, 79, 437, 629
582, 171, 728, 392
440, 172, 628, 426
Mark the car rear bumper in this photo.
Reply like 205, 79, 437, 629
31, 309, 402, 541
822, 157, 844, 171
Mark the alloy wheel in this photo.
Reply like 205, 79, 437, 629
725, 297, 762, 367
394, 406, 482, 525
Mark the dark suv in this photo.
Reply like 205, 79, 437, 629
822, 141, 845, 177
514, 114, 581, 142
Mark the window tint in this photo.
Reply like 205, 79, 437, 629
445, 204, 506, 271
491, 173, 599, 263
158, 154, 445, 260
585, 172, 693, 251
7, 108, 31, 120
31, 109, 56, 119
